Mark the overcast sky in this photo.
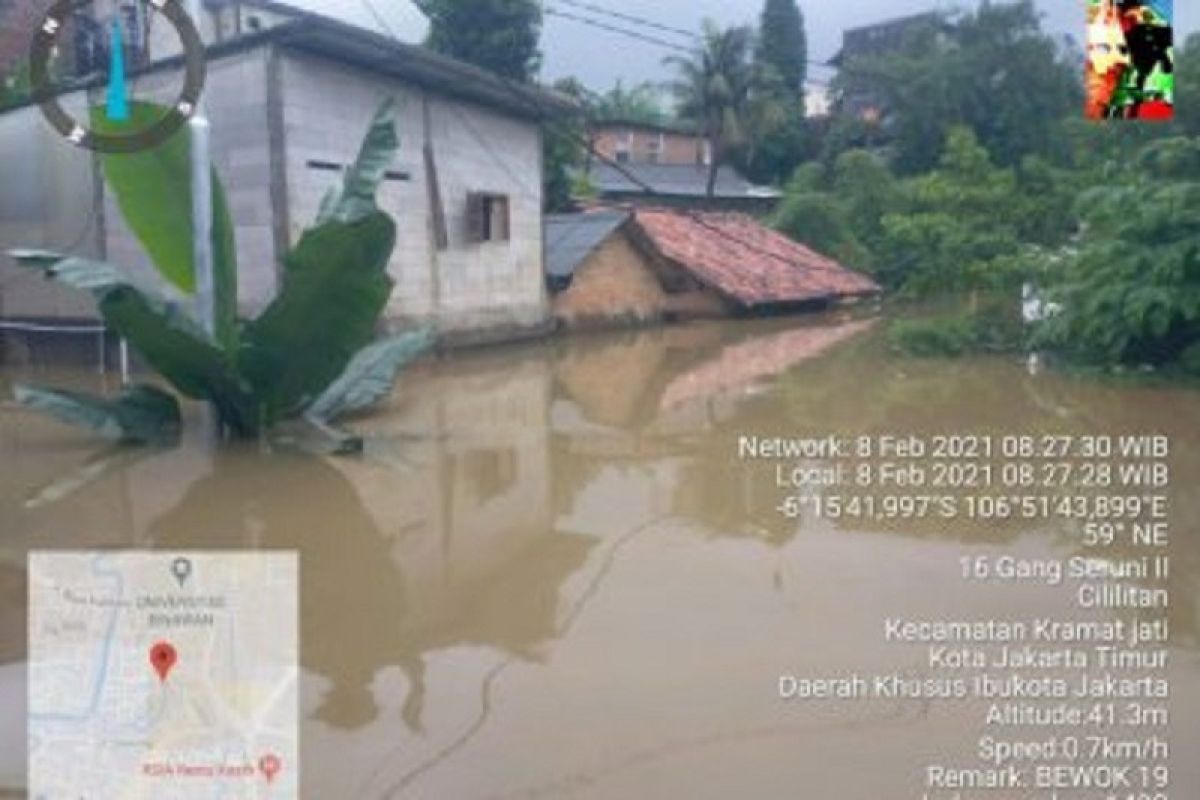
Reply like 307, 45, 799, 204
538, 0, 1195, 94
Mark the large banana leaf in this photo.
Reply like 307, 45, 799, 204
240, 101, 402, 423
317, 99, 401, 224
307, 329, 435, 421
239, 213, 396, 422
13, 383, 181, 444
100, 284, 258, 433
10, 252, 258, 434
91, 102, 239, 353
9, 99, 408, 444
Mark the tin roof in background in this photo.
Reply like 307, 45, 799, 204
585, 163, 781, 200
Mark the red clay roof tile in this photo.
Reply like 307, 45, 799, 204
632, 209, 880, 307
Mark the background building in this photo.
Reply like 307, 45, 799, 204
590, 119, 710, 166
829, 12, 943, 120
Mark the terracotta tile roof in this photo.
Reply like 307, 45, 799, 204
632, 209, 880, 308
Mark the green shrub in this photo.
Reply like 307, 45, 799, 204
772, 190, 870, 268
889, 314, 980, 357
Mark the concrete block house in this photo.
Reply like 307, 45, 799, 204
0, 7, 571, 345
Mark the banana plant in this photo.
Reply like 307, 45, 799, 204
10, 100, 433, 448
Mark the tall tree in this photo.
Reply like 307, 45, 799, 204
832, 1, 1079, 173
418, 0, 542, 81
735, 0, 811, 185
543, 77, 588, 212
756, 0, 807, 103
1035, 137, 1200, 372
665, 21, 756, 197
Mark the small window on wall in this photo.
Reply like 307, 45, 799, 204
647, 132, 664, 164
615, 130, 633, 164
467, 192, 511, 243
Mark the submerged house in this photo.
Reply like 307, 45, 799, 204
0, 9, 571, 346
545, 208, 879, 329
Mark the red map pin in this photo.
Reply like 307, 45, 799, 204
149, 641, 177, 683
258, 754, 282, 784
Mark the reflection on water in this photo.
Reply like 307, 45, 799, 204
1, 314, 1198, 797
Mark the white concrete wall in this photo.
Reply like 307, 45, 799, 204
278, 50, 549, 338
98, 47, 277, 315
0, 99, 102, 320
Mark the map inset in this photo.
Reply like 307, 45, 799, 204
29, 551, 299, 799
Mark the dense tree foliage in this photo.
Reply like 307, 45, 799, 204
419, 0, 542, 81
773, 150, 892, 270
1033, 138, 1200, 373
766, 2, 1199, 374
875, 128, 1033, 294
543, 77, 588, 213
738, 106, 810, 185
1176, 34, 1200, 136
776, 128, 1073, 293
833, 0, 1080, 173
773, 190, 866, 268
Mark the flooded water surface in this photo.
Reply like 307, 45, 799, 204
2, 315, 1198, 798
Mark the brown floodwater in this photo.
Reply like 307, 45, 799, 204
1, 314, 1198, 798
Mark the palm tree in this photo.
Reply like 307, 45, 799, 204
665, 21, 756, 198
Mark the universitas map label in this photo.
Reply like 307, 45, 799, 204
28, 551, 298, 799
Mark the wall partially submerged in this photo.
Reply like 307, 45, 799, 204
277, 49, 549, 344
550, 227, 727, 330
0, 38, 551, 346
552, 231, 669, 328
